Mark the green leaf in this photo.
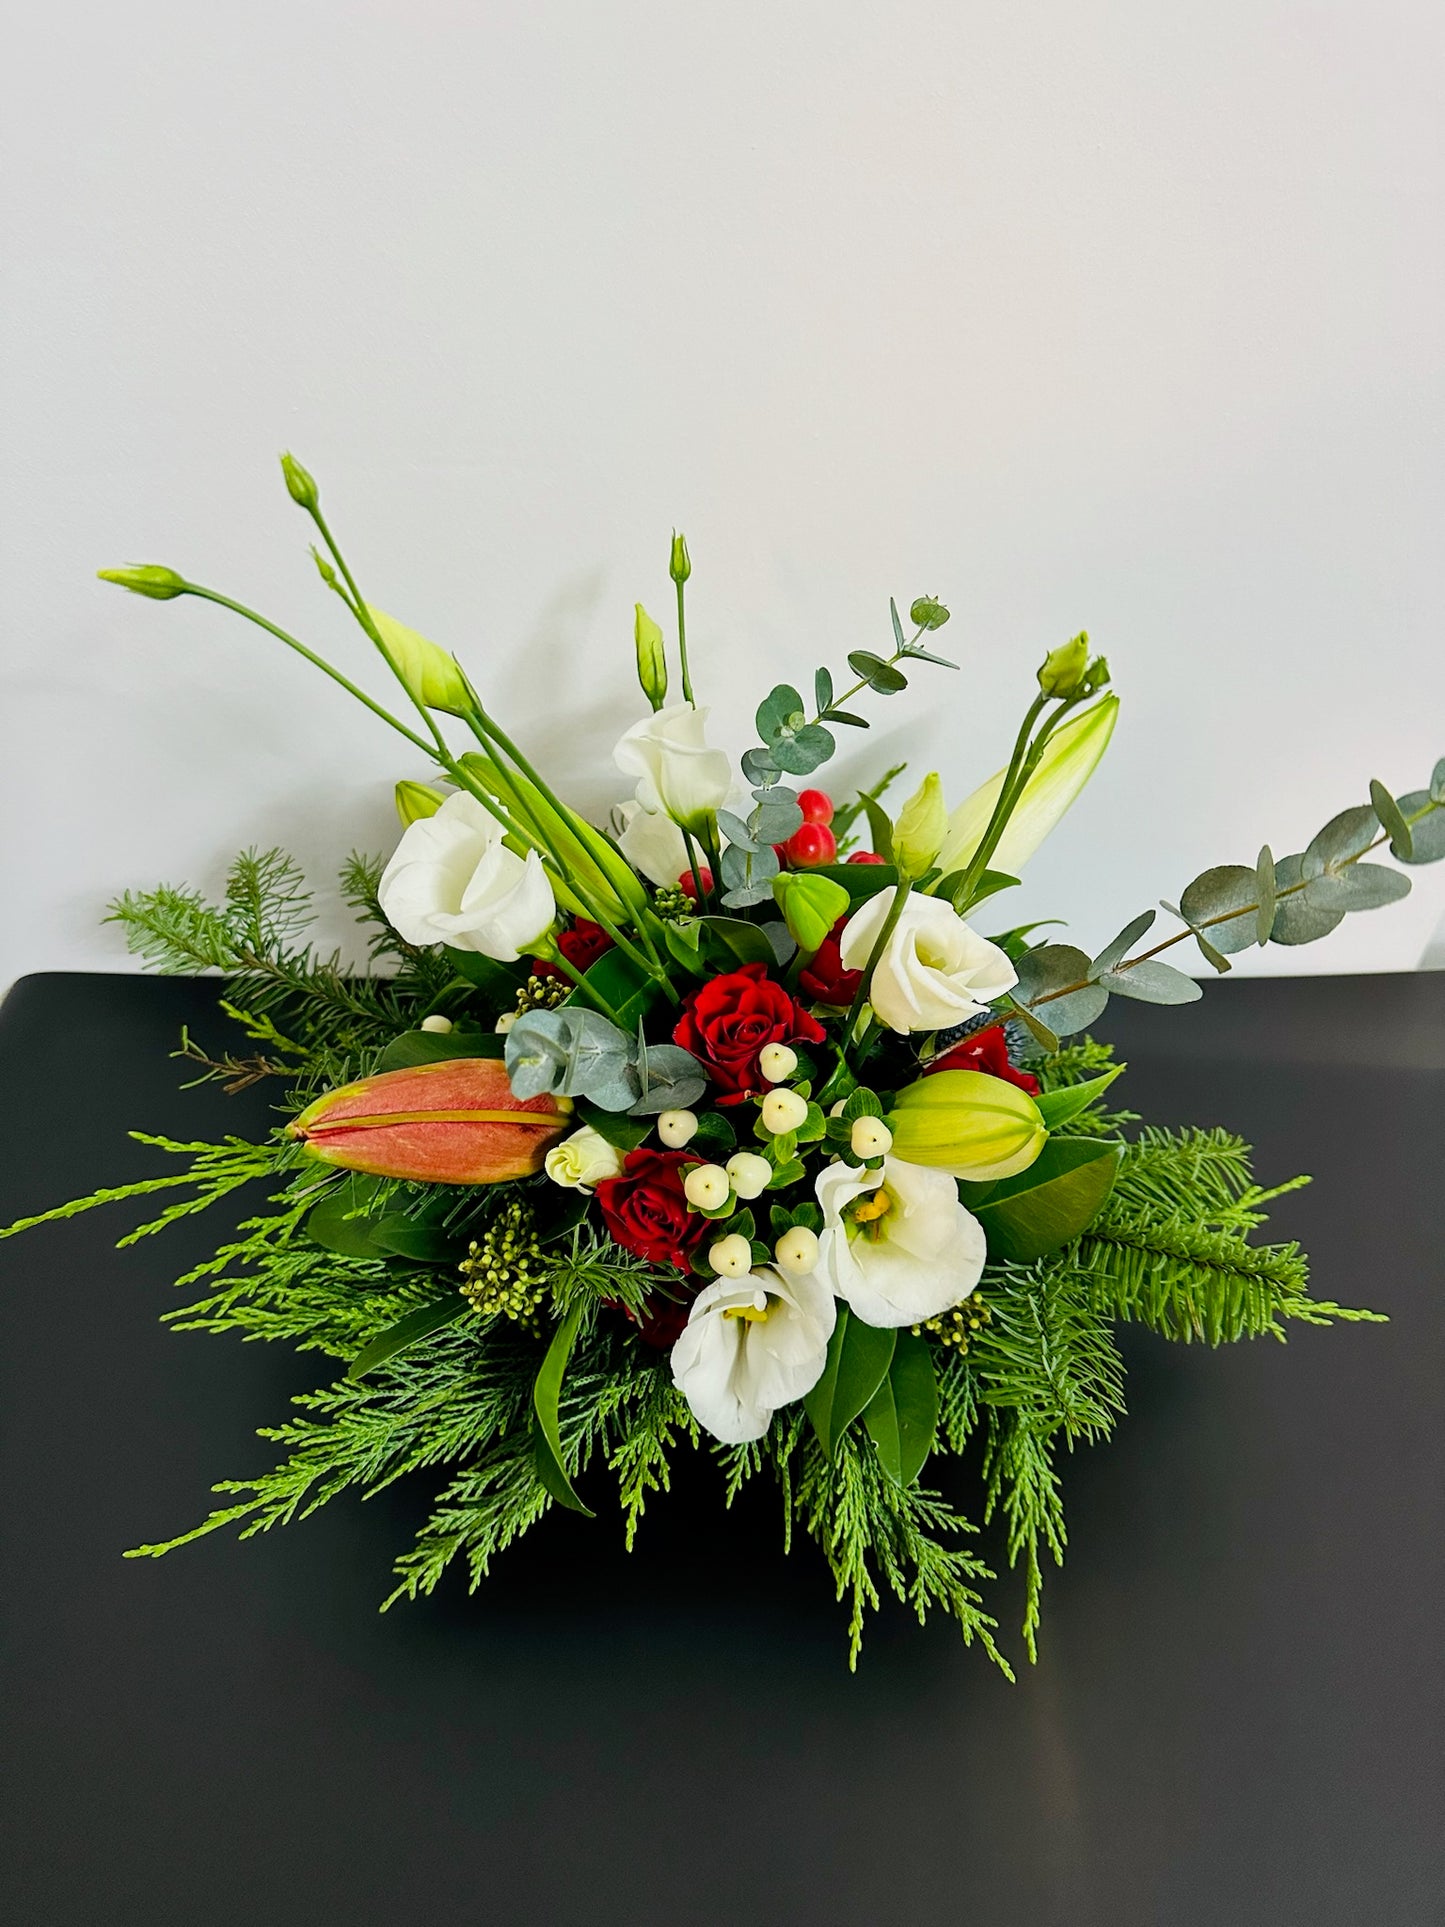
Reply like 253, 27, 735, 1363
442, 947, 527, 1004
1269, 853, 1345, 944
859, 793, 894, 863
803, 1307, 897, 1458
971, 1138, 1124, 1262
567, 944, 656, 1030
770, 722, 836, 776
348, 1295, 469, 1380
1255, 845, 1276, 945
823, 709, 870, 729
950, 869, 1020, 914
1432, 759, 1445, 805
863, 1331, 938, 1484
1369, 780, 1412, 861
814, 665, 834, 713
889, 597, 906, 650
1303, 805, 1378, 879
306, 1178, 391, 1258
695, 915, 778, 967
1101, 959, 1202, 1005
376, 1027, 504, 1071
662, 920, 708, 975
807, 861, 900, 903
1392, 793, 1445, 865
756, 683, 806, 744
574, 1098, 652, 1150
1089, 910, 1156, 979
909, 596, 951, 630
532, 1299, 594, 1515
1014, 943, 1110, 1036
690, 1109, 738, 1155
1035, 1066, 1124, 1131
1178, 865, 1258, 956
369, 1218, 463, 1263
847, 650, 909, 695
1004, 997, 1060, 1055
1303, 863, 1411, 912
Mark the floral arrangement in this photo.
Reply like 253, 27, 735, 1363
8, 455, 1442, 1671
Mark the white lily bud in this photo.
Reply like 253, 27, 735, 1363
774, 1226, 820, 1274
684, 1163, 731, 1211
758, 1043, 799, 1084
709, 1233, 753, 1278
760, 1088, 810, 1135
934, 695, 1119, 879
850, 1115, 893, 1159
725, 1152, 773, 1199
657, 1108, 699, 1148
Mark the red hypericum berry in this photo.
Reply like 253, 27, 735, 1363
785, 822, 837, 868
772, 843, 790, 868
846, 849, 887, 865
797, 788, 834, 826
677, 867, 714, 900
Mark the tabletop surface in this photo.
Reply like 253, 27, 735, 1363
1, 970, 1441, 1926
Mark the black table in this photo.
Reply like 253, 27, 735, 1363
1, 971, 1441, 1925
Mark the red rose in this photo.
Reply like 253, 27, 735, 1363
672, 961, 826, 1102
926, 1023, 1041, 1096
797, 916, 862, 1007
619, 1291, 695, 1350
532, 919, 614, 982
595, 1148, 708, 1269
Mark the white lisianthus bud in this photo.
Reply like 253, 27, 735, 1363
379, 791, 556, 964
684, 1163, 732, 1211
760, 1088, 809, 1135
774, 1226, 820, 1274
709, 1233, 753, 1278
758, 1043, 798, 1084
725, 1152, 773, 1200
613, 702, 731, 833
544, 1125, 626, 1192
850, 1115, 893, 1159
494, 1011, 517, 1034
657, 1108, 699, 1148
419, 1013, 453, 1034
839, 888, 1017, 1034
371, 608, 475, 718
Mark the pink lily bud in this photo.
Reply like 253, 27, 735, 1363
288, 1057, 569, 1184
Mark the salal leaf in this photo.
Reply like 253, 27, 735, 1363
696, 915, 778, 967
1101, 959, 1202, 1005
1035, 1066, 1124, 1131
1089, 910, 1155, 979
1178, 865, 1258, 955
441, 947, 527, 1003
348, 1295, 468, 1381
807, 862, 901, 903
1014, 943, 1110, 1035
1392, 793, 1445, 865
860, 793, 894, 863
567, 945, 657, 1032
532, 1299, 594, 1515
307, 1177, 390, 1258
377, 1027, 504, 1072
370, 1218, 463, 1263
969, 1138, 1124, 1262
803, 1307, 897, 1458
863, 1332, 938, 1485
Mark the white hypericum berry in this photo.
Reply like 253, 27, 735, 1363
828, 1099, 847, 1117
725, 1151, 773, 1200
850, 1115, 893, 1159
494, 1011, 518, 1034
708, 1233, 753, 1278
419, 1013, 454, 1034
758, 1042, 799, 1084
760, 1088, 810, 1135
657, 1108, 699, 1149
774, 1226, 821, 1274
684, 1163, 731, 1211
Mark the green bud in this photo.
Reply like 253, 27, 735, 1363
1083, 654, 1110, 694
892, 771, 948, 878
1038, 631, 1089, 700
280, 451, 319, 511
669, 531, 691, 584
772, 871, 851, 954
371, 608, 475, 718
96, 565, 188, 600
395, 780, 446, 826
889, 1069, 1046, 1181
909, 596, 950, 630
310, 545, 341, 592
634, 603, 668, 711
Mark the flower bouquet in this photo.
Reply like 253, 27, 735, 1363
8, 456, 1442, 1671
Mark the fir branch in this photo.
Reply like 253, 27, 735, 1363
0, 1134, 283, 1244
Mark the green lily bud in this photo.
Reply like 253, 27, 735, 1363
1038, 631, 1090, 699
889, 1069, 1046, 1181
669, 531, 691, 584
909, 596, 950, 630
395, 780, 445, 826
634, 603, 668, 711
773, 870, 851, 954
371, 608, 475, 718
934, 694, 1118, 878
893, 771, 948, 878
97, 565, 188, 601
280, 451, 319, 511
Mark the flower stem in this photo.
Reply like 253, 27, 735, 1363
842, 878, 912, 1049
675, 575, 695, 707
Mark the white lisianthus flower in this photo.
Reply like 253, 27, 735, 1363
611, 794, 692, 887
614, 701, 731, 832
814, 1155, 986, 1327
671, 1266, 836, 1445
840, 888, 1018, 1033
379, 790, 555, 962
543, 1125, 625, 1192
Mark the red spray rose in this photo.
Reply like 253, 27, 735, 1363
532, 918, 614, 981
925, 1023, 1041, 1096
797, 916, 863, 1007
595, 1148, 708, 1269
672, 961, 826, 1101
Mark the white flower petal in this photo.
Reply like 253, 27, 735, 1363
671, 1268, 835, 1444
378, 789, 555, 961
814, 1156, 985, 1327
840, 888, 1018, 1035
614, 702, 731, 831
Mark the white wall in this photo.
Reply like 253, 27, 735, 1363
3, 0, 1443, 990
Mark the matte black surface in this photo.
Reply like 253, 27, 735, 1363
1, 971, 1441, 1926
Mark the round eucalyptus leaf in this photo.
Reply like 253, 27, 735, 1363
1369, 780, 1413, 861
1269, 853, 1344, 945
1393, 793, 1445, 865
1178, 865, 1258, 954
755, 684, 806, 745
1315, 862, 1411, 911
847, 650, 908, 695
1038, 983, 1111, 1034
741, 746, 779, 785
770, 722, 835, 775
1255, 844, 1276, 945
1013, 943, 1107, 1036
1101, 959, 1203, 1005
1302, 804, 1378, 879
1432, 758, 1445, 804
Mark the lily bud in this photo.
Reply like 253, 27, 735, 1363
288, 1057, 569, 1184
1037, 631, 1090, 699
892, 771, 948, 878
97, 565, 188, 600
395, 780, 445, 826
888, 1069, 1046, 1181
773, 871, 850, 954
280, 451, 319, 511
934, 694, 1118, 879
634, 603, 668, 711
371, 608, 475, 718
669, 531, 691, 584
